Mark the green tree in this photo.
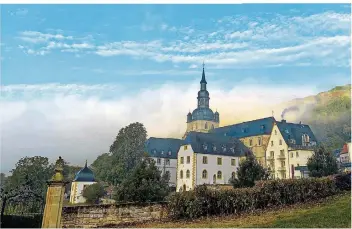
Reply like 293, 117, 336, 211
92, 122, 148, 185
113, 157, 170, 203
307, 146, 338, 177
4, 156, 53, 199
0, 173, 6, 187
82, 183, 106, 204
230, 154, 269, 188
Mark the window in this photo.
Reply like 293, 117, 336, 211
161, 150, 164, 155
231, 158, 236, 166
281, 161, 285, 167
211, 124, 214, 129
202, 156, 208, 164
296, 151, 299, 157
280, 150, 284, 156
279, 139, 282, 145
187, 156, 190, 164
165, 171, 170, 177
270, 151, 274, 157
275, 130, 277, 135
180, 157, 184, 164
186, 170, 190, 178
291, 152, 293, 158
230, 147, 234, 153
258, 137, 262, 146
202, 170, 207, 179
157, 158, 161, 165
180, 170, 183, 179
168, 151, 172, 156
184, 145, 188, 150
166, 159, 170, 165
231, 172, 236, 178
217, 171, 222, 179
205, 122, 208, 129
249, 139, 253, 146
213, 145, 217, 151
271, 141, 274, 146
217, 157, 222, 165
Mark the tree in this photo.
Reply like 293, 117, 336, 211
82, 183, 106, 204
92, 122, 148, 185
230, 154, 269, 188
307, 145, 338, 177
113, 157, 170, 203
4, 156, 53, 199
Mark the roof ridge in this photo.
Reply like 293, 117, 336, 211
219, 116, 275, 128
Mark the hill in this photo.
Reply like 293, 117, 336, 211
280, 84, 351, 152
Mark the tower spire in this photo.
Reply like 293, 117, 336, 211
200, 61, 207, 84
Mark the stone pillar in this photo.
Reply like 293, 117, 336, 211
42, 156, 68, 228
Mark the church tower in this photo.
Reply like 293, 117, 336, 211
183, 63, 220, 139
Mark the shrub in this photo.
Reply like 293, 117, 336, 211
331, 172, 351, 191
167, 177, 339, 220
82, 183, 106, 204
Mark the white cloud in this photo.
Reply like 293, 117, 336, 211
0, 82, 319, 173
9, 8, 28, 17
16, 11, 351, 68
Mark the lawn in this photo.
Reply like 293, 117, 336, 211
130, 193, 351, 228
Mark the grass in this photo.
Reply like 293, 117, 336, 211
129, 193, 351, 228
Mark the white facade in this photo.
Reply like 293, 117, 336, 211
151, 157, 177, 187
265, 123, 314, 179
176, 144, 241, 192
69, 181, 96, 204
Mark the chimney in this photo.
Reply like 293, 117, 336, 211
282, 119, 286, 123
299, 121, 302, 124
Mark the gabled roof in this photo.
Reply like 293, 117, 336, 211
145, 137, 184, 159
210, 117, 276, 138
183, 131, 250, 157
276, 120, 318, 148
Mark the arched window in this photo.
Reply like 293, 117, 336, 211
202, 170, 207, 179
211, 124, 214, 129
180, 170, 183, 179
183, 184, 186, 192
217, 171, 222, 179
205, 122, 208, 129
186, 170, 190, 178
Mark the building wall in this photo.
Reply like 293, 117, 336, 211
70, 181, 96, 204
265, 124, 289, 179
287, 149, 314, 178
61, 202, 167, 228
195, 153, 239, 187
176, 144, 194, 192
239, 135, 270, 166
150, 157, 177, 187
185, 120, 219, 136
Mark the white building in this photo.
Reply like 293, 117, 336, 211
265, 120, 317, 179
176, 132, 249, 192
145, 137, 183, 187
69, 161, 97, 204
340, 142, 351, 172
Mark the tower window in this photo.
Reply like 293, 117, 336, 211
203, 156, 208, 164
187, 156, 190, 164
180, 170, 183, 179
217, 157, 222, 165
186, 170, 190, 178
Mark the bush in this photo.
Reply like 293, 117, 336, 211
331, 172, 351, 191
82, 183, 106, 204
167, 177, 340, 220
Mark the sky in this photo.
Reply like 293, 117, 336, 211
1, 4, 351, 173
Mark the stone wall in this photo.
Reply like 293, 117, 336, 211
61, 202, 168, 228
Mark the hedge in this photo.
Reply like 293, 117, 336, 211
167, 173, 351, 219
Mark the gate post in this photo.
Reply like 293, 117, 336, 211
41, 156, 68, 228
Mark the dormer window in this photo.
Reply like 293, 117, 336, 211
161, 150, 164, 155
285, 129, 289, 134
168, 151, 172, 156
153, 149, 157, 154
230, 147, 235, 153
213, 145, 217, 151
261, 125, 265, 130
203, 144, 208, 150
222, 146, 227, 152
